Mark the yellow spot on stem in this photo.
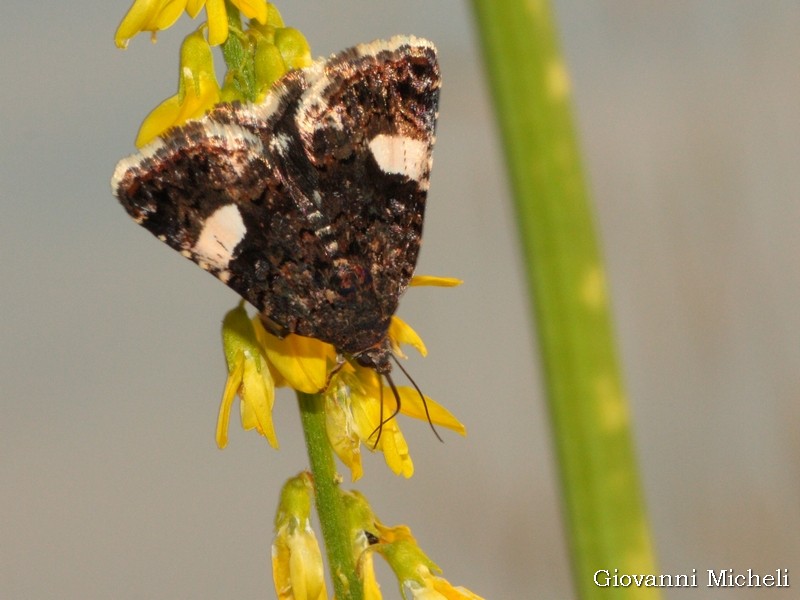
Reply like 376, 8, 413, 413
546, 58, 571, 101
581, 264, 607, 311
594, 374, 628, 432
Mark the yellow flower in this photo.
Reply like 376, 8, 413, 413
325, 346, 466, 481
217, 303, 278, 449
337, 493, 484, 600
253, 318, 336, 394
332, 365, 415, 478
217, 281, 464, 461
219, 306, 340, 447
340, 490, 384, 600
135, 29, 221, 146
272, 473, 328, 600
375, 524, 485, 600
115, 0, 185, 48
115, 0, 269, 48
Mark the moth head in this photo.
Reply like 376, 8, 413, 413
354, 343, 393, 375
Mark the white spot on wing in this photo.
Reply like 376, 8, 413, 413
368, 134, 430, 183
191, 204, 247, 271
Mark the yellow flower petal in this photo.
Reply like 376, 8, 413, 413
216, 352, 244, 448
115, 0, 187, 48
361, 550, 383, 600
272, 536, 292, 599
378, 422, 414, 478
375, 523, 416, 545
265, 2, 285, 27
239, 355, 278, 447
184, 0, 205, 18
286, 527, 328, 600
389, 315, 427, 358
135, 74, 219, 147
409, 275, 463, 287
134, 95, 182, 147
204, 0, 229, 45
134, 31, 220, 146
430, 578, 485, 600
232, 0, 269, 23
254, 319, 336, 393
394, 387, 466, 436
154, 0, 188, 28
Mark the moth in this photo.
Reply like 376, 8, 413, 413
113, 36, 440, 386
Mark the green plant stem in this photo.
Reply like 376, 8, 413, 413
297, 392, 363, 600
470, 1, 660, 598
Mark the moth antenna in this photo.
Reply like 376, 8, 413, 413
391, 354, 444, 443
371, 380, 386, 449
384, 371, 404, 423
369, 371, 404, 449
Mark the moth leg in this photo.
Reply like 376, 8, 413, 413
259, 314, 290, 339
323, 354, 348, 390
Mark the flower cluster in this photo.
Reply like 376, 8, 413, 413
218, 275, 466, 480
116, 0, 274, 48
116, 0, 311, 146
273, 480, 484, 600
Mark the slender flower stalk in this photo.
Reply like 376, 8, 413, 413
298, 392, 364, 600
471, 1, 659, 598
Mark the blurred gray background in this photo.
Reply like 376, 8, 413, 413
3, 1, 799, 598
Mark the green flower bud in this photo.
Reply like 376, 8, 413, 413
275, 27, 312, 70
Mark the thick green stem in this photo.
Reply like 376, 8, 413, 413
470, 1, 660, 598
297, 392, 363, 600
